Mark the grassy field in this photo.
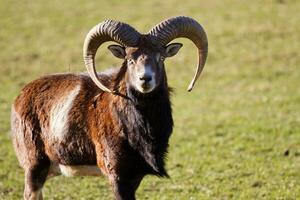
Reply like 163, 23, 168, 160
1, 0, 300, 199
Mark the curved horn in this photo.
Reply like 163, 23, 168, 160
148, 16, 208, 92
83, 20, 140, 93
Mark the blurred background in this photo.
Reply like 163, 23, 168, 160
0, 0, 300, 199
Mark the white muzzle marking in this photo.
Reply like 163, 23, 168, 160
136, 66, 156, 93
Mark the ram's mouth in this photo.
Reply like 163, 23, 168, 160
141, 82, 150, 89
138, 83, 153, 93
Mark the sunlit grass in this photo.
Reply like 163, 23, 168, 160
1, 0, 300, 199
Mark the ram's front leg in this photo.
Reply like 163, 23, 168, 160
109, 174, 143, 200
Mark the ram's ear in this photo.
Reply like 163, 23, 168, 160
108, 45, 126, 59
165, 43, 183, 57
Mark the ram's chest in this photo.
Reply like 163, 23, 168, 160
113, 100, 173, 176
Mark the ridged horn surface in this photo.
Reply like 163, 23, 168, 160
83, 20, 140, 92
148, 16, 208, 91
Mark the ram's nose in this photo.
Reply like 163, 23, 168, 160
139, 75, 152, 83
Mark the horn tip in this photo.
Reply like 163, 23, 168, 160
187, 84, 194, 92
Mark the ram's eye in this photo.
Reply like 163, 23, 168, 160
156, 53, 164, 62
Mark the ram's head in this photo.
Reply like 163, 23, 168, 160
83, 16, 208, 94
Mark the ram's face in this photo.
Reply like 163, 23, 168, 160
125, 47, 162, 93
108, 43, 182, 94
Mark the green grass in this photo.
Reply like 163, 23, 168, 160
1, 0, 300, 199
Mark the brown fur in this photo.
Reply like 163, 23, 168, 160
12, 41, 178, 200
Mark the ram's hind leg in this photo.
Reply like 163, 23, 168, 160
23, 158, 50, 200
11, 110, 50, 200
22, 137, 50, 200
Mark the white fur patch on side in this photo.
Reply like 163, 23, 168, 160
59, 165, 102, 177
49, 85, 81, 140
